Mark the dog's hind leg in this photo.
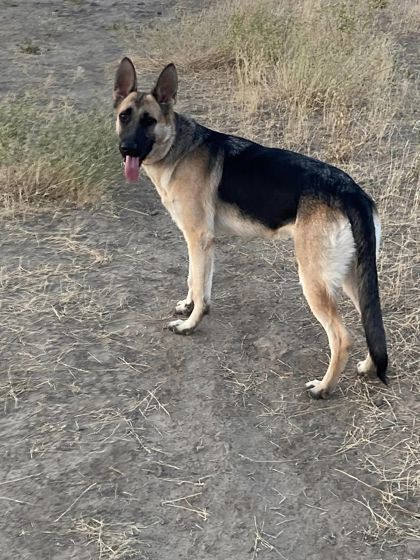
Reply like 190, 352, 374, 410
342, 210, 383, 376
342, 266, 376, 375
301, 277, 352, 398
295, 201, 354, 398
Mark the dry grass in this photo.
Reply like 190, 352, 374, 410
70, 518, 147, 559
0, 93, 119, 216
125, 0, 414, 160
122, 0, 420, 544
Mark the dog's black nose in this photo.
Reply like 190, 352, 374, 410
119, 140, 139, 157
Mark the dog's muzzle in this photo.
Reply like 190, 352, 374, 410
119, 140, 139, 159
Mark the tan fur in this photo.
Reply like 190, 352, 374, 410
294, 201, 354, 397
144, 149, 220, 333
216, 202, 295, 240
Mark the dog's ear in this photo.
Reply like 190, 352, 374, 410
113, 57, 137, 107
152, 63, 178, 105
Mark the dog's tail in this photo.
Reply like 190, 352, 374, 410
341, 192, 388, 384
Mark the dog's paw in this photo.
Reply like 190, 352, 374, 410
357, 361, 367, 375
357, 359, 375, 376
167, 319, 195, 336
305, 379, 331, 399
175, 299, 194, 316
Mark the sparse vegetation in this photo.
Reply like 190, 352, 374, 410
129, 0, 413, 160
0, 95, 119, 215
19, 39, 42, 55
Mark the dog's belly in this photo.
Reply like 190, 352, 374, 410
215, 201, 295, 240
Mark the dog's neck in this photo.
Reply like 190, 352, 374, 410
142, 113, 177, 167
142, 112, 202, 194
145, 113, 200, 166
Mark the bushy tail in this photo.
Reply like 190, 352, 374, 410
341, 192, 388, 384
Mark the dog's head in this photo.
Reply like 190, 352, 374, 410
113, 58, 178, 182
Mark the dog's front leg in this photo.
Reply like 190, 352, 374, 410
174, 249, 213, 317
168, 230, 214, 335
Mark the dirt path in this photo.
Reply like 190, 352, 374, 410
0, 2, 418, 559
0, 0, 175, 104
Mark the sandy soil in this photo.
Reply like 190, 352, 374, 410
0, 1, 418, 559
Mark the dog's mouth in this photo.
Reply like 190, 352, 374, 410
123, 155, 141, 183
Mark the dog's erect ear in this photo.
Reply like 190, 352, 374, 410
113, 57, 137, 107
152, 63, 178, 105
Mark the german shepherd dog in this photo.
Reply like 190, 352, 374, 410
113, 58, 388, 398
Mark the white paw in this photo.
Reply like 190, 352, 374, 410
305, 379, 321, 389
357, 361, 367, 375
175, 299, 194, 316
305, 379, 330, 399
167, 319, 194, 335
357, 358, 375, 375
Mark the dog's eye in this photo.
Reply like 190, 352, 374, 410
119, 108, 132, 124
140, 114, 157, 127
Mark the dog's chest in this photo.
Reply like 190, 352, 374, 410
143, 165, 182, 225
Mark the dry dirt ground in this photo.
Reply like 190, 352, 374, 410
0, 1, 418, 560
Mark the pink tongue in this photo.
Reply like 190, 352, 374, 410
124, 156, 140, 182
